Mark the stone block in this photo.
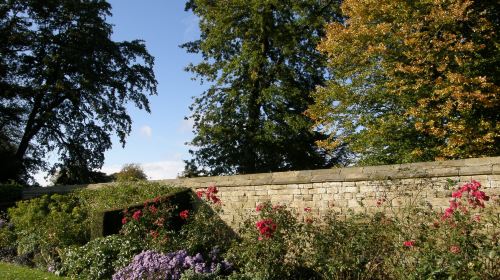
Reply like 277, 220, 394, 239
359, 185, 375, 193
294, 194, 313, 201
326, 187, 339, 194
493, 164, 500, 175
254, 185, 270, 191
311, 168, 342, 182
300, 183, 314, 189
255, 190, 268, 196
459, 165, 492, 176
344, 186, 358, 193
347, 199, 360, 207
270, 195, 294, 202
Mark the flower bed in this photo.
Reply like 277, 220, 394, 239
0, 181, 499, 279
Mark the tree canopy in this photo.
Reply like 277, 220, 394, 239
0, 0, 157, 183
307, 0, 499, 165
182, 0, 345, 176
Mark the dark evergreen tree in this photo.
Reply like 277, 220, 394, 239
0, 0, 157, 183
182, 0, 345, 176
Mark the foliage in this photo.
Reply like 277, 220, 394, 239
388, 181, 499, 279
59, 235, 142, 280
2, 180, 498, 280
226, 181, 499, 279
120, 196, 176, 251
312, 213, 397, 279
183, 0, 346, 176
114, 164, 148, 182
0, 0, 157, 183
77, 181, 182, 218
5, 181, 182, 270
51, 168, 113, 186
112, 250, 232, 280
307, 0, 499, 164
79, 182, 183, 241
0, 214, 16, 263
226, 202, 320, 280
7, 194, 89, 268
172, 186, 237, 256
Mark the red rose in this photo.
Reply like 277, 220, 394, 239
149, 205, 158, 214
403, 240, 415, 247
450, 245, 460, 254
132, 210, 142, 221
179, 210, 189, 220
196, 190, 204, 198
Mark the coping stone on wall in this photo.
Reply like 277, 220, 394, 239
158, 156, 500, 189
21, 157, 500, 199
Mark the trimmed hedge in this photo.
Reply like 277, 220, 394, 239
90, 188, 193, 239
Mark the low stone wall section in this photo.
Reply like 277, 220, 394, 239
156, 157, 500, 225
23, 157, 500, 226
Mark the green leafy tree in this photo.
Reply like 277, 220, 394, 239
183, 0, 345, 176
0, 0, 157, 183
307, 0, 499, 165
115, 163, 148, 182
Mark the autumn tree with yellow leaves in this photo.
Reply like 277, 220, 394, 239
307, 0, 499, 165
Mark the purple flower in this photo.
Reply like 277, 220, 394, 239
113, 250, 232, 280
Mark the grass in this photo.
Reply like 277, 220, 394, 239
0, 262, 67, 280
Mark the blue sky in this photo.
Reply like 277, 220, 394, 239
101, 0, 204, 179
37, 1, 204, 184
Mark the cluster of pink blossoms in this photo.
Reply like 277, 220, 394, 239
255, 218, 277, 240
442, 180, 489, 220
196, 185, 221, 204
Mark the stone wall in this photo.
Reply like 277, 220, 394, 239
157, 157, 500, 225
23, 157, 500, 226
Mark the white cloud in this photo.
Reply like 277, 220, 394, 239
101, 160, 184, 180
100, 164, 122, 176
140, 125, 153, 138
34, 171, 50, 187
141, 160, 184, 180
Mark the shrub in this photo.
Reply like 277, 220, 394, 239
226, 201, 320, 280
8, 193, 89, 268
77, 181, 184, 239
171, 186, 237, 256
0, 214, 17, 263
225, 181, 499, 280
387, 180, 500, 279
59, 234, 143, 280
4, 181, 183, 270
120, 196, 177, 252
90, 188, 191, 239
313, 212, 397, 279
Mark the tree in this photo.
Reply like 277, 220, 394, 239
50, 168, 112, 186
0, 0, 157, 183
307, 0, 499, 165
183, 0, 345, 176
115, 163, 147, 182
